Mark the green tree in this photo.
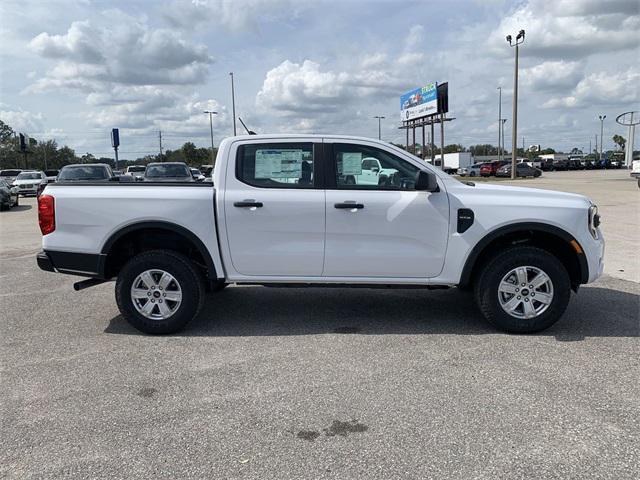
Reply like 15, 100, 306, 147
612, 134, 626, 151
0, 120, 14, 143
443, 144, 465, 154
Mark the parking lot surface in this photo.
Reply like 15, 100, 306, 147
1, 170, 638, 479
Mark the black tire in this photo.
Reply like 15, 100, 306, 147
115, 249, 205, 334
474, 246, 571, 333
13, 195, 19, 207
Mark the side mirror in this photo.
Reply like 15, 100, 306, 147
415, 170, 439, 192
371, 167, 380, 173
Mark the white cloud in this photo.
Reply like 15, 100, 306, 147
543, 68, 640, 108
489, 0, 640, 59
521, 60, 583, 91
27, 11, 213, 92
0, 105, 44, 133
163, 0, 298, 31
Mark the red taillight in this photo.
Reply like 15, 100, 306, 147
38, 194, 55, 235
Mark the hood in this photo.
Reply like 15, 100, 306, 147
462, 182, 592, 208
13, 178, 44, 185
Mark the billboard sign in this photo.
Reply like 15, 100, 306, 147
400, 83, 438, 121
111, 128, 120, 148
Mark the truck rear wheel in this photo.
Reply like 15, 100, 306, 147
474, 246, 571, 333
115, 249, 205, 334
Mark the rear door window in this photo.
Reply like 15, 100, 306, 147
236, 143, 315, 188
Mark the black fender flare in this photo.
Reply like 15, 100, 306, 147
459, 222, 589, 287
100, 221, 217, 279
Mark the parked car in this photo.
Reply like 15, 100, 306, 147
44, 169, 59, 183
457, 163, 486, 177
190, 168, 205, 182
200, 165, 214, 178
37, 134, 604, 336
496, 163, 542, 178
57, 164, 114, 182
0, 178, 19, 210
480, 161, 509, 176
13, 170, 47, 196
539, 159, 554, 171
0, 169, 22, 185
630, 160, 640, 188
143, 162, 193, 182
124, 165, 146, 179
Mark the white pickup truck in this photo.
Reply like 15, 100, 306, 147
37, 135, 604, 334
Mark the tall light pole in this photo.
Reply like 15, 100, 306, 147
204, 110, 218, 165
373, 116, 385, 140
497, 87, 502, 162
501, 119, 507, 158
506, 29, 525, 179
229, 72, 237, 136
598, 114, 606, 163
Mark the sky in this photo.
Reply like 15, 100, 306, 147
1, 0, 638, 160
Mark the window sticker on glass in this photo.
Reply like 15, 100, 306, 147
339, 152, 363, 175
255, 149, 303, 179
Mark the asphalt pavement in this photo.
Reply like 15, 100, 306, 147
1, 171, 638, 479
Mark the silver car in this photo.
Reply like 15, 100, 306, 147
457, 162, 486, 177
12, 170, 47, 196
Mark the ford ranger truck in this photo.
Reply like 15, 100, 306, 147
36, 135, 604, 334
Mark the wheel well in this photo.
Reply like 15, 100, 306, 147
103, 226, 213, 280
462, 227, 587, 291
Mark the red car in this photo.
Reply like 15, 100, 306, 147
480, 161, 509, 176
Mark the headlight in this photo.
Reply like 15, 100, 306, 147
588, 204, 600, 239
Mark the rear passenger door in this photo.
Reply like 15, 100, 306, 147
223, 140, 326, 277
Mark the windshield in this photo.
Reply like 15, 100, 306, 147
145, 164, 189, 178
127, 166, 145, 172
1, 170, 22, 177
16, 172, 42, 180
58, 166, 109, 180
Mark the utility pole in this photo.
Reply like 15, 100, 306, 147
598, 115, 606, 162
373, 115, 385, 140
159, 130, 163, 160
501, 119, 507, 159
230, 72, 237, 136
204, 110, 218, 165
440, 113, 445, 170
497, 87, 502, 162
506, 29, 525, 179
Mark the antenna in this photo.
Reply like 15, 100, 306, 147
238, 117, 256, 135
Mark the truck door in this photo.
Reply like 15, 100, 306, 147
223, 141, 325, 277
323, 141, 449, 278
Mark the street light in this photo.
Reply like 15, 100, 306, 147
497, 87, 502, 162
506, 29, 525, 179
373, 115, 385, 140
204, 110, 218, 165
598, 114, 606, 163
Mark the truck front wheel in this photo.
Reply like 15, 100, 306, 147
474, 246, 571, 333
115, 249, 205, 334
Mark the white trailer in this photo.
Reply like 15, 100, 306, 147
433, 152, 473, 174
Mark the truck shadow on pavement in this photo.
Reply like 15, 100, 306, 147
104, 284, 639, 341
